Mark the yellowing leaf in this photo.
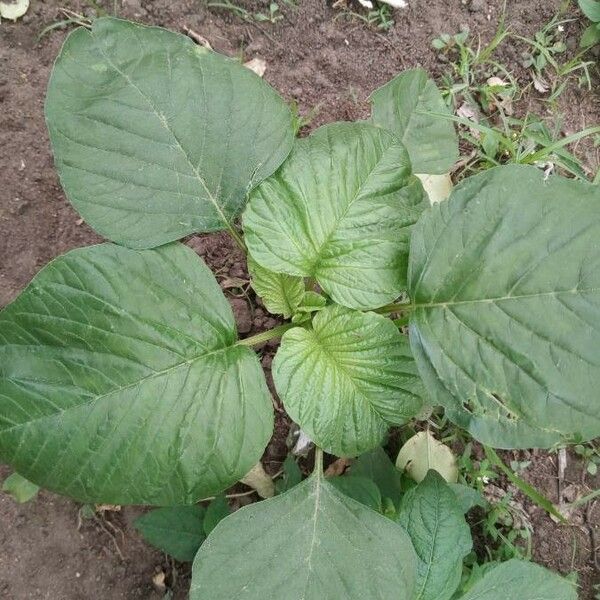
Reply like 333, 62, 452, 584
396, 431, 458, 483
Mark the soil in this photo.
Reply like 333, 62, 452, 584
1, 0, 599, 597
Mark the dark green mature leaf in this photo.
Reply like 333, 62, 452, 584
203, 495, 231, 536
244, 122, 426, 310
190, 471, 417, 600
398, 471, 472, 600
275, 455, 303, 494
409, 165, 600, 448
328, 475, 382, 511
0, 243, 273, 505
448, 483, 487, 513
351, 447, 403, 507
370, 69, 458, 174
46, 17, 293, 249
247, 257, 305, 319
134, 505, 206, 562
458, 559, 577, 600
1, 472, 39, 503
273, 305, 424, 456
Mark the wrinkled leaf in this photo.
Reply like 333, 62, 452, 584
371, 69, 458, 174
351, 446, 403, 507
396, 431, 458, 483
248, 256, 305, 319
458, 559, 577, 600
134, 505, 206, 562
240, 462, 275, 498
244, 122, 426, 310
328, 475, 382, 511
409, 165, 600, 448
417, 173, 453, 205
398, 471, 472, 600
190, 471, 417, 599
2, 472, 39, 503
203, 495, 231, 536
46, 17, 293, 248
273, 305, 424, 456
0, 243, 273, 505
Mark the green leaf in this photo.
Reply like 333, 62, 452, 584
408, 165, 600, 448
2, 472, 39, 503
396, 431, 458, 483
351, 446, 403, 507
203, 495, 231, 536
458, 559, 577, 600
244, 122, 426, 310
190, 471, 417, 600
0, 243, 273, 505
248, 257, 305, 319
45, 17, 293, 249
370, 68, 458, 174
273, 305, 424, 456
134, 505, 206, 562
328, 475, 382, 511
579, 0, 600, 22
448, 483, 487, 513
398, 471, 472, 600
275, 455, 303, 494
580, 23, 600, 47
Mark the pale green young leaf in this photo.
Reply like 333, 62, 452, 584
134, 505, 206, 562
190, 472, 417, 600
247, 256, 305, 319
45, 17, 293, 249
397, 431, 458, 483
458, 559, 577, 600
2, 472, 39, 503
0, 243, 273, 505
409, 165, 600, 448
273, 305, 424, 456
398, 471, 472, 600
244, 122, 426, 310
370, 68, 458, 174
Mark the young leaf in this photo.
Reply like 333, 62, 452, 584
190, 471, 417, 599
134, 506, 206, 562
409, 165, 600, 448
203, 495, 231, 536
370, 69, 458, 174
248, 256, 305, 319
273, 305, 424, 456
45, 17, 293, 249
397, 471, 472, 600
0, 243, 273, 505
457, 559, 577, 600
327, 475, 382, 511
396, 431, 458, 483
351, 446, 403, 508
275, 455, 303, 494
448, 483, 488, 513
244, 122, 426, 310
1, 472, 39, 503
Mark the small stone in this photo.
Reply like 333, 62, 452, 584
469, 0, 485, 11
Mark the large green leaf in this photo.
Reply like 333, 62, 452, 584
0, 243, 273, 505
397, 470, 472, 600
408, 165, 600, 448
134, 505, 206, 561
45, 17, 293, 248
244, 122, 426, 310
190, 470, 417, 600
247, 257, 305, 319
370, 69, 458, 174
273, 305, 424, 456
458, 559, 577, 600
2, 472, 39, 503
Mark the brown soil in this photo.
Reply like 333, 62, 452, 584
1, 0, 599, 597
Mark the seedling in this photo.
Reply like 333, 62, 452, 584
0, 18, 596, 599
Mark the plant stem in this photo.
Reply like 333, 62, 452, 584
314, 447, 324, 476
376, 302, 414, 315
237, 322, 295, 346
227, 225, 247, 254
